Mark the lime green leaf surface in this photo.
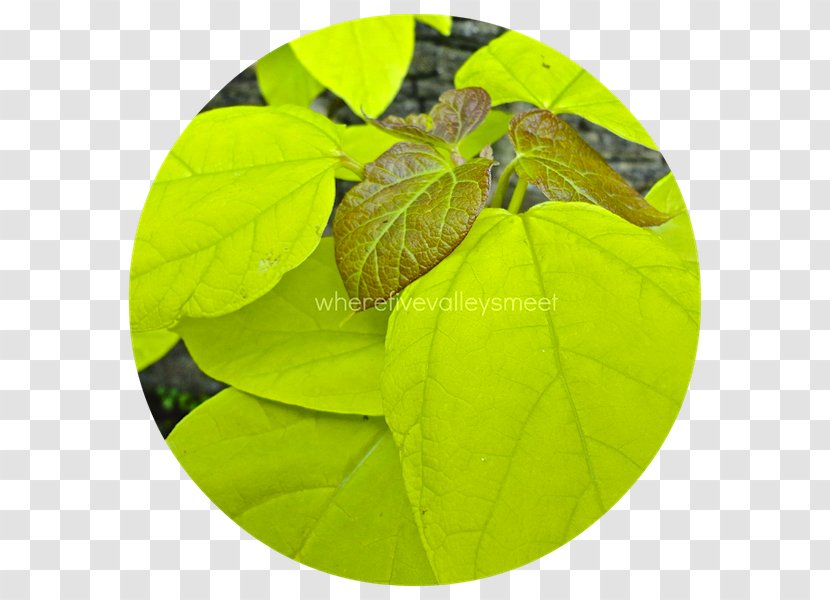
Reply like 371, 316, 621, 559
291, 16, 415, 118
416, 14, 452, 35
168, 388, 436, 584
455, 31, 657, 149
336, 125, 399, 181
176, 239, 389, 415
509, 110, 672, 226
333, 142, 494, 308
131, 329, 179, 372
457, 109, 512, 160
130, 105, 344, 332
256, 44, 325, 107
644, 173, 699, 266
382, 203, 700, 582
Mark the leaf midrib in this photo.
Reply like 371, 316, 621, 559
344, 156, 459, 299
469, 215, 605, 576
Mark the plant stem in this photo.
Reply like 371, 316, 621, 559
507, 178, 528, 214
340, 155, 365, 180
491, 158, 517, 209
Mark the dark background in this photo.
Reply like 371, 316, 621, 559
140, 18, 669, 436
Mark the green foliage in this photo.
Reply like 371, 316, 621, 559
168, 388, 436, 584
134, 16, 700, 585
256, 44, 324, 107
644, 172, 700, 266
455, 30, 658, 149
457, 109, 512, 159
131, 329, 179, 372
130, 105, 345, 332
155, 385, 206, 414
291, 15, 416, 118
176, 239, 389, 415
382, 204, 699, 580
335, 125, 398, 181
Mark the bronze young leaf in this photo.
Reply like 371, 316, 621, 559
371, 113, 446, 147
509, 109, 674, 226
371, 87, 491, 150
333, 142, 493, 308
429, 87, 490, 144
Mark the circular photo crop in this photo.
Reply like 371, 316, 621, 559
130, 15, 700, 585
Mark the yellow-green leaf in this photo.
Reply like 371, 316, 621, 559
457, 109, 512, 160
333, 142, 494, 308
455, 30, 657, 149
510, 109, 672, 226
256, 44, 325, 107
176, 239, 389, 415
382, 203, 700, 582
416, 14, 452, 36
131, 329, 179, 372
645, 172, 699, 266
168, 388, 437, 584
336, 124, 399, 181
130, 105, 344, 332
291, 16, 415, 118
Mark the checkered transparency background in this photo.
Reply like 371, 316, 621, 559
1, 0, 829, 598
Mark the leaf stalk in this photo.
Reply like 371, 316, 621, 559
507, 178, 528, 214
491, 158, 518, 209
340, 155, 366, 180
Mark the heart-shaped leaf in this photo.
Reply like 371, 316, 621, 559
256, 44, 324, 107
333, 142, 494, 308
372, 88, 491, 150
644, 173, 699, 266
176, 238, 389, 415
455, 30, 657, 149
291, 15, 415, 118
509, 109, 673, 226
457, 109, 512, 160
429, 87, 491, 145
130, 105, 345, 332
131, 329, 179, 372
168, 388, 437, 584
382, 203, 700, 582
372, 113, 445, 147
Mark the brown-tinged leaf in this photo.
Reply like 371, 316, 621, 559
333, 142, 494, 307
391, 113, 431, 131
509, 109, 673, 226
372, 113, 445, 147
371, 88, 491, 150
429, 87, 490, 145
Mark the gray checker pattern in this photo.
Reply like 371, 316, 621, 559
0, 0, 828, 598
